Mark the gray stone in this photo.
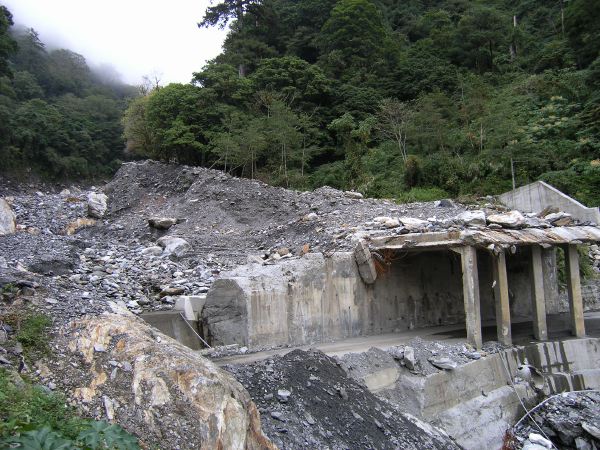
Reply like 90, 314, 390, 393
0, 198, 16, 235
404, 346, 416, 371
157, 236, 191, 258
429, 357, 458, 370
87, 192, 108, 218
434, 199, 455, 208
148, 217, 177, 230
141, 246, 163, 256
582, 422, 600, 440
277, 389, 291, 402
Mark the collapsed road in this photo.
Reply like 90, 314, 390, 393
1, 160, 599, 449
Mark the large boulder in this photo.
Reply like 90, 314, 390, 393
0, 198, 16, 235
87, 192, 108, 219
487, 210, 525, 228
63, 313, 275, 450
458, 210, 486, 227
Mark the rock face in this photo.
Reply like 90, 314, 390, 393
0, 198, 16, 235
63, 313, 275, 450
87, 192, 108, 218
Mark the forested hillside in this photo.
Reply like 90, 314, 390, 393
0, 5, 135, 179
121, 0, 600, 204
1, 2, 599, 204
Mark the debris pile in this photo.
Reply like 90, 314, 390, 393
225, 349, 460, 449
510, 391, 600, 450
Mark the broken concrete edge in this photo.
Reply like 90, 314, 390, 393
353, 240, 377, 285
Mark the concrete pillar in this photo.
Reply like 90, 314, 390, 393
491, 251, 511, 345
461, 246, 482, 349
529, 246, 548, 341
563, 244, 586, 337
542, 248, 560, 314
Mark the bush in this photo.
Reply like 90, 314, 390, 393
396, 186, 449, 203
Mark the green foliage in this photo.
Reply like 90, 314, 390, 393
0, 369, 139, 449
0, 5, 17, 78
0, 369, 85, 440
0, 8, 134, 180
16, 313, 52, 356
396, 187, 450, 203
115, 0, 600, 203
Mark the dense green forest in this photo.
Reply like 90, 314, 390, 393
2, 2, 600, 205
0, 5, 135, 178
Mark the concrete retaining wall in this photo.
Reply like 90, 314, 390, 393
385, 338, 600, 450
499, 180, 600, 223
203, 249, 554, 348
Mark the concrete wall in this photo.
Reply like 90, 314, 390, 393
141, 311, 203, 350
203, 248, 559, 349
499, 180, 600, 223
385, 338, 600, 450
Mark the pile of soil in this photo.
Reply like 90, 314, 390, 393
225, 349, 460, 449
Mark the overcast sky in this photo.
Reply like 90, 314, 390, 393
2, 0, 228, 85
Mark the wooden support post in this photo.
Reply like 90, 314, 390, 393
530, 246, 548, 341
461, 246, 482, 349
492, 251, 512, 345
564, 244, 586, 337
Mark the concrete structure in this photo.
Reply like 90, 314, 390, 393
141, 311, 203, 350
203, 226, 600, 350
368, 337, 600, 450
499, 180, 600, 223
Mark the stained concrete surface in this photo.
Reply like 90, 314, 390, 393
213, 311, 600, 365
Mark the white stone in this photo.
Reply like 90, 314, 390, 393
458, 210, 486, 227
0, 198, 16, 235
399, 217, 428, 231
344, 191, 364, 199
528, 433, 553, 449
87, 192, 108, 219
487, 210, 525, 228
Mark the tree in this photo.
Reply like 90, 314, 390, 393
318, 0, 388, 79
328, 112, 375, 189
0, 6, 17, 78
198, 0, 260, 29
454, 5, 509, 72
564, 0, 600, 68
251, 56, 331, 110
375, 98, 412, 162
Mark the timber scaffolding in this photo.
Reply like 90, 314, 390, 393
368, 226, 600, 349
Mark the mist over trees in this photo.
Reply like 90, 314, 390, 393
0, 7, 136, 178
